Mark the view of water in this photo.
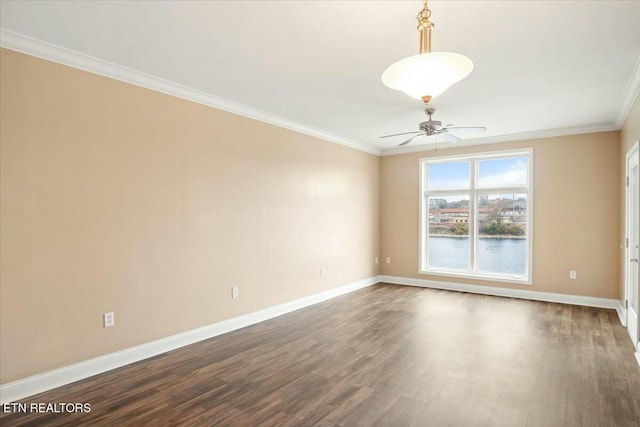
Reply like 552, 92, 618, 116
428, 236, 527, 276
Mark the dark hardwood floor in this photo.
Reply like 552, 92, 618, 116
2, 283, 639, 426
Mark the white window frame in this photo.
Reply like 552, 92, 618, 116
419, 148, 533, 284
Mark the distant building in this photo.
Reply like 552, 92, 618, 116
429, 207, 526, 225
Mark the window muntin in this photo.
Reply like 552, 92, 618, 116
421, 150, 532, 283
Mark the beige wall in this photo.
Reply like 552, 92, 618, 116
381, 132, 621, 299
0, 45, 631, 386
0, 49, 380, 383
620, 95, 640, 303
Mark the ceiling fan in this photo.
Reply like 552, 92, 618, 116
380, 108, 486, 146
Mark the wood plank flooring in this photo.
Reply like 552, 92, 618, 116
2, 283, 639, 426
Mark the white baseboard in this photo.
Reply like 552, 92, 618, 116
0, 276, 379, 404
636, 351, 640, 368
616, 301, 627, 327
379, 275, 621, 311
0, 275, 628, 403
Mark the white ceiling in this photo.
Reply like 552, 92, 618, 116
1, 0, 639, 155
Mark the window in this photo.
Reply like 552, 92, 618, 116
420, 149, 532, 283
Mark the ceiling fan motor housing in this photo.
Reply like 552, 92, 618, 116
419, 120, 442, 135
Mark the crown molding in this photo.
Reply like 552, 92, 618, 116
1, 28, 634, 158
0, 29, 381, 156
615, 55, 640, 128
380, 123, 620, 156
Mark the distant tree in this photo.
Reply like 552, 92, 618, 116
480, 210, 525, 236
480, 222, 506, 235
450, 222, 468, 235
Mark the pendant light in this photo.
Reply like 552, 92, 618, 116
382, 0, 473, 104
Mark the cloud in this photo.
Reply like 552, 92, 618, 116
478, 162, 527, 188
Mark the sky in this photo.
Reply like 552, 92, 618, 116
428, 156, 528, 191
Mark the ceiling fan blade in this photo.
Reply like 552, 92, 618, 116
439, 132, 462, 143
380, 131, 422, 139
398, 133, 425, 146
444, 126, 487, 134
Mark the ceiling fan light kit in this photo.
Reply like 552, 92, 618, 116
382, 0, 473, 104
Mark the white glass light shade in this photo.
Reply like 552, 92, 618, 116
382, 52, 473, 100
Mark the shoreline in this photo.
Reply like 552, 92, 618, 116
430, 234, 526, 240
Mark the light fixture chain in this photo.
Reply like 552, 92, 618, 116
417, 0, 432, 27
417, 0, 434, 56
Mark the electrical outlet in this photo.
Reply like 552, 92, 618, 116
375, 257, 379, 264
321, 268, 326, 278
386, 257, 391, 264
103, 312, 115, 328
569, 270, 577, 280
232, 287, 239, 299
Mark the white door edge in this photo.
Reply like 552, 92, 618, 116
624, 141, 639, 348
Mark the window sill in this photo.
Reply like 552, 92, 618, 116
419, 269, 532, 285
